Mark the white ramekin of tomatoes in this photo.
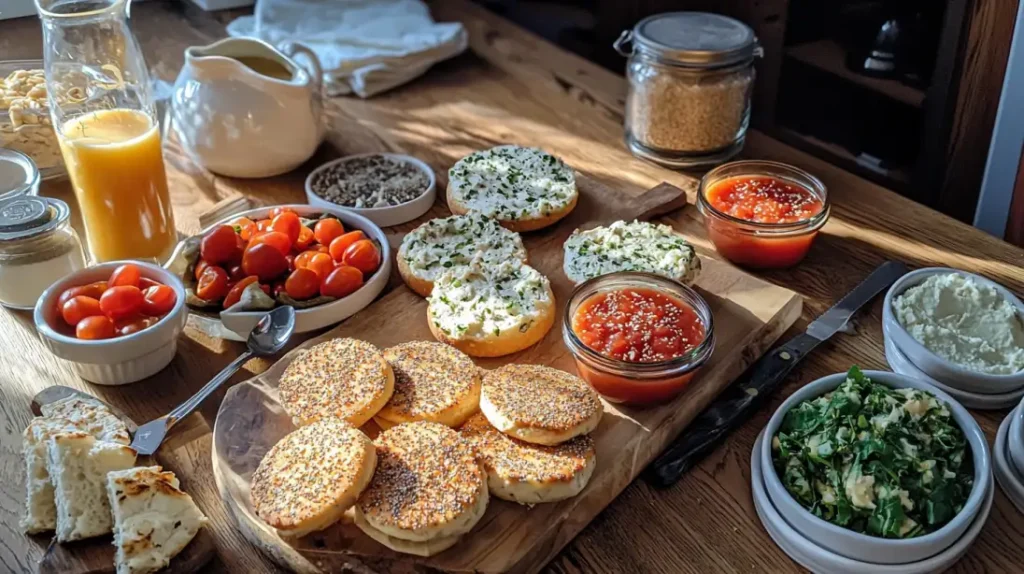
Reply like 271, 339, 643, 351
165, 204, 391, 340
34, 261, 189, 385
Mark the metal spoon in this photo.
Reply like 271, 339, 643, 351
130, 305, 296, 455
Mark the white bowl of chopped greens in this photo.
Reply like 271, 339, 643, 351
763, 368, 990, 565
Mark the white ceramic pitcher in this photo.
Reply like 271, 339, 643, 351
172, 38, 324, 178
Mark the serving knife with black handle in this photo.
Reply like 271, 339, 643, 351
646, 260, 909, 487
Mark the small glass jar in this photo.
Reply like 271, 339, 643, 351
698, 160, 830, 269
0, 196, 86, 309
615, 12, 761, 168
562, 272, 715, 405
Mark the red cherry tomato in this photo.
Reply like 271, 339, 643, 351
100, 286, 144, 320
284, 268, 320, 300
232, 233, 247, 262
229, 216, 256, 241
227, 264, 246, 282
201, 225, 241, 265
115, 315, 159, 336
196, 266, 230, 301
109, 264, 141, 288
313, 218, 345, 247
270, 212, 302, 245
61, 296, 103, 326
249, 231, 291, 256
271, 280, 287, 298
255, 219, 273, 232
285, 253, 296, 272
141, 285, 177, 316
329, 231, 366, 262
294, 225, 314, 251
58, 281, 108, 309
242, 243, 289, 281
269, 206, 297, 219
194, 260, 210, 281
294, 250, 317, 270
321, 265, 363, 298
223, 276, 260, 309
342, 240, 381, 274
138, 277, 160, 290
306, 253, 335, 280
76, 315, 115, 340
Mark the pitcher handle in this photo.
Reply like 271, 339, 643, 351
281, 41, 323, 95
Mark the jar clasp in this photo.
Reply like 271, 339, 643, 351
613, 30, 634, 57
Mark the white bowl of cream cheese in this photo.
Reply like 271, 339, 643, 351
883, 268, 1024, 395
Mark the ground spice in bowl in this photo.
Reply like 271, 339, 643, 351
308, 155, 430, 208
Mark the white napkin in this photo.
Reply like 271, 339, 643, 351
227, 0, 468, 98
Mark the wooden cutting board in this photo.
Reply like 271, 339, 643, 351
211, 181, 802, 574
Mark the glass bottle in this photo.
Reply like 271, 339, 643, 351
37, 0, 177, 263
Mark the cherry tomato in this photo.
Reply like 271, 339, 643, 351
100, 286, 144, 320
306, 253, 335, 280
201, 225, 241, 264
138, 277, 160, 290
321, 265, 363, 298
342, 240, 381, 274
196, 266, 230, 301
249, 231, 291, 256
256, 219, 273, 232
109, 264, 141, 288
242, 243, 289, 281
76, 315, 115, 340
329, 230, 366, 262
223, 276, 260, 309
228, 264, 246, 282
284, 268, 320, 300
61, 296, 103, 326
294, 225, 314, 250
58, 281, 108, 308
271, 280, 287, 298
229, 216, 256, 241
116, 315, 159, 336
232, 234, 247, 263
141, 285, 177, 316
313, 218, 345, 247
294, 250, 317, 270
260, 283, 272, 295
194, 260, 210, 281
270, 212, 302, 245
269, 206, 297, 218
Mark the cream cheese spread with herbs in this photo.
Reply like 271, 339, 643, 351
399, 213, 526, 282
893, 272, 1024, 375
428, 258, 552, 339
448, 145, 577, 221
772, 367, 973, 539
563, 220, 700, 284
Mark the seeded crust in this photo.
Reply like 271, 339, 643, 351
460, 413, 596, 504
250, 419, 376, 538
278, 338, 395, 427
355, 422, 487, 544
376, 342, 482, 428
480, 365, 603, 446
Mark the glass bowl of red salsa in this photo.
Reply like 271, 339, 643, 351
698, 160, 829, 269
562, 272, 715, 405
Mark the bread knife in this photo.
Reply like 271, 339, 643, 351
646, 260, 909, 487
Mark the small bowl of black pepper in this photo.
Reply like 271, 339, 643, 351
305, 153, 436, 227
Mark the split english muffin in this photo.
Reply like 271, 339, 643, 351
354, 421, 487, 556
278, 338, 394, 427
446, 145, 578, 232
563, 220, 701, 285
480, 364, 603, 446
460, 412, 596, 504
376, 341, 481, 428
250, 419, 376, 538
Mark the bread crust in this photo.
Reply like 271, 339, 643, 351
446, 186, 578, 233
427, 284, 555, 358
376, 342, 482, 428
397, 255, 435, 297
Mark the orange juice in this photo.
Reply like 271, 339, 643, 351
58, 109, 177, 263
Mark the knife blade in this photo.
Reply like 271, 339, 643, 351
645, 260, 909, 487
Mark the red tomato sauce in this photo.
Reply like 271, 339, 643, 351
706, 176, 823, 224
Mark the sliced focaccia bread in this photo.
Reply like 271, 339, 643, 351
398, 213, 527, 297
107, 466, 208, 574
48, 432, 137, 541
427, 258, 554, 357
563, 220, 701, 284
447, 145, 578, 232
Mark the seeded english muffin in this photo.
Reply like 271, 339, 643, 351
563, 220, 701, 284
480, 364, 603, 446
398, 213, 528, 297
250, 419, 376, 538
278, 338, 394, 427
446, 145, 579, 232
460, 412, 596, 504
354, 421, 488, 556
375, 341, 482, 428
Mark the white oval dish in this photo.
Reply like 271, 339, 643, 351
883, 329, 1024, 410
34, 261, 189, 385
882, 267, 1024, 394
165, 204, 390, 341
305, 153, 436, 228
993, 406, 1024, 515
752, 430, 994, 574
761, 370, 991, 565
1007, 401, 1024, 477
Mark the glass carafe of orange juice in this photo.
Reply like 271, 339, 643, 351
37, 0, 177, 263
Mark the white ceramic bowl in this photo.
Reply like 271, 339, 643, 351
165, 204, 390, 340
1008, 401, 1024, 477
761, 370, 991, 565
34, 261, 189, 385
305, 153, 436, 228
993, 407, 1024, 515
883, 267, 1024, 394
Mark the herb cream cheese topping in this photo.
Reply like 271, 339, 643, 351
563, 220, 700, 284
399, 213, 526, 282
448, 145, 576, 221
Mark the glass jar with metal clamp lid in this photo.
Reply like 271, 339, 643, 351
615, 12, 762, 168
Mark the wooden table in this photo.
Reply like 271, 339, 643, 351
2, 2, 1023, 573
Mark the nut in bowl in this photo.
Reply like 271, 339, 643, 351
34, 261, 188, 385
165, 204, 390, 341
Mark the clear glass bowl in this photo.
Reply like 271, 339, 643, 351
0, 59, 66, 181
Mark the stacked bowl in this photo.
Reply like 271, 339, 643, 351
753, 370, 993, 573
882, 267, 1024, 410
994, 397, 1024, 514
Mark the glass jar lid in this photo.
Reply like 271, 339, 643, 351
0, 149, 40, 201
0, 196, 70, 243
616, 12, 761, 68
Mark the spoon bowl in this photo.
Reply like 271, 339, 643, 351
249, 305, 296, 356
